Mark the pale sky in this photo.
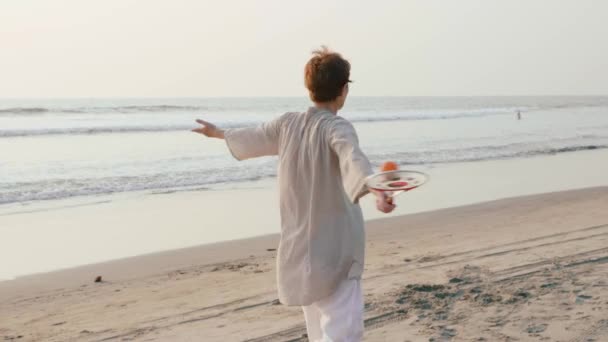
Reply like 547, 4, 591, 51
1, 0, 607, 97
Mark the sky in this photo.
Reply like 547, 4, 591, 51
1, 0, 607, 98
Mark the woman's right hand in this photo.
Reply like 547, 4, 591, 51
371, 190, 396, 213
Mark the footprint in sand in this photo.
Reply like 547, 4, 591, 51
575, 294, 593, 304
526, 323, 548, 334
418, 254, 444, 263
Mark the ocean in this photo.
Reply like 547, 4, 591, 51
1, 96, 608, 206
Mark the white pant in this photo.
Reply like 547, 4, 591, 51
301, 279, 364, 342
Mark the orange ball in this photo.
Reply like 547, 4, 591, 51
380, 161, 399, 172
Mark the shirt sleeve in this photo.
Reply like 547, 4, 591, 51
224, 116, 283, 160
329, 119, 374, 204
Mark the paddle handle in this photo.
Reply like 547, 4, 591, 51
386, 190, 405, 205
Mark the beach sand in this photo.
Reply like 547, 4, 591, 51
2, 187, 608, 341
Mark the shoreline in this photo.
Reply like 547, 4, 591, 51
1, 149, 608, 281
2, 186, 607, 341
3, 144, 607, 216
0, 185, 604, 298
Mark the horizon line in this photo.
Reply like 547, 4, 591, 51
1, 94, 607, 100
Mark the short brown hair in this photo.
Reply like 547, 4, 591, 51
304, 47, 352, 102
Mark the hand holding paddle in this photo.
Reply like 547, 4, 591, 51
371, 189, 396, 213
367, 161, 429, 206
378, 161, 399, 205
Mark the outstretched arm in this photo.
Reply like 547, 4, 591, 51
192, 116, 282, 160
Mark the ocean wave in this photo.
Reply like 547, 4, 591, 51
83, 105, 206, 113
0, 125, 194, 137
2, 96, 607, 117
0, 162, 277, 205
0, 110, 515, 137
2, 142, 606, 205
0, 104, 526, 116
373, 143, 608, 166
0, 107, 49, 114
349, 109, 512, 122
0, 105, 207, 115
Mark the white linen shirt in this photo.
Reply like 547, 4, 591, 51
224, 107, 373, 306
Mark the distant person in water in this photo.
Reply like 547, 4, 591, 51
517, 110, 522, 120
192, 47, 395, 341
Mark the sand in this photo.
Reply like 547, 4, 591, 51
1, 187, 608, 341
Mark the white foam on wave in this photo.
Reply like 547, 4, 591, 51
0, 108, 520, 138
2, 140, 607, 205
